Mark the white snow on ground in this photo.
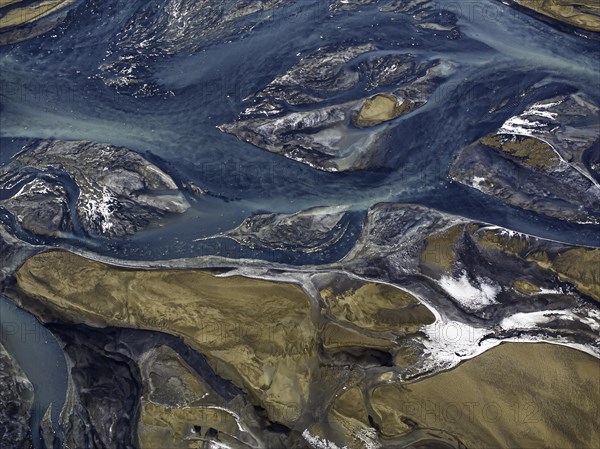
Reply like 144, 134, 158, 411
498, 115, 547, 137
497, 99, 563, 137
79, 186, 117, 234
10, 178, 53, 199
537, 287, 565, 295
471, 176, 487, 188
482, 225, 521, 238
586, 308, 600, 325
419, 307, 600, 375
420, 320, 492, 372
524, 100, 562, 120
439, 272, 500, 310
501, 310, 600, 332
500, 310, 560, 329
303, 430, 348, 449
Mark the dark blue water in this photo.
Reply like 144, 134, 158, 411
1, 0, 598, 256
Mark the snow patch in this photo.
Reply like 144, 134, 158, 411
421, 320, 491, 372
497, 99, 563, 137
439, 272, 500, 310
11, 178, 52, 199
209, 442, 233, 449
79, 186, 117, 234
302, 430, 348, 449
483, 225, 522, 239
501, 309, 600, 332
583, 308, 600, 331
497, 101, 561, 137
537, 287, 565, 295
498, 115, 547, 137
526, 100, 562, 120
471, 176, 486, 188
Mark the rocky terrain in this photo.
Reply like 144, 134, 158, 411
52, 326, 141, 449
450, 93, 600, 223
2, 201, 599, 449
1, 1, 599, 449
217, 206, 353, 252
219, 45, 457, 171
0, 342, 34, 449
0, 140, 190, 238
0, 221, 43, 283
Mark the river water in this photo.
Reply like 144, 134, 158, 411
0, 295, 67, 448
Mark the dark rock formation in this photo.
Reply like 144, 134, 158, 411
0, 342, 33, 449
219, 206, 352, 252
381, 0, 461, 37
49, 325, 142, 449
0, 177, 72, 237
450, 93, 600, 223
0, 140, 190, 238
0, 221, 43, 286
219, 45, 456, 171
